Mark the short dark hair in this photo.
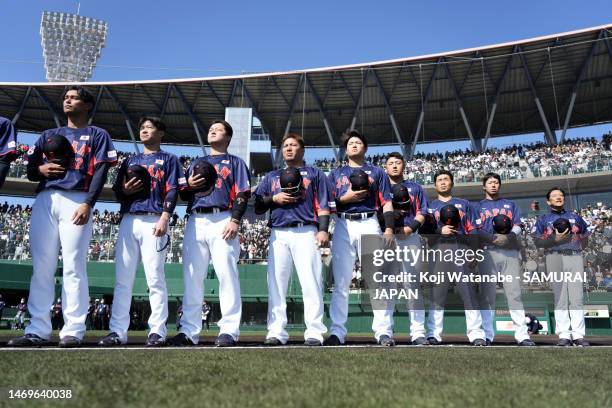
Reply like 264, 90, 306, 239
62, 86, 95, 111
482, 172, 501, 186
546, 187, 566, 200
210, 120, 233, 138
385, 152, 404, 163
138, 116, 166, 132
342, 129, 368, 149
434, 170, 454, 184
281, 133, 305, 149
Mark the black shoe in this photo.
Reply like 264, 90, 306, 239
486, 338, 492, 346
427, 337, 441, 345
412, 337, 429, 346
169, 333, 195, 347
304, 338, 322, 346
7, 334, 50, 347
323, 335, 343, 346
573, 338, 590, 347
98, 332, 123, 347
215, 333, 236, 347
471, 338, 487, 347
145, 333, 166, 347
264, 337, 283, 346
519, 339, 536, 347
378, 335, 395, 347
557, 338, 572, 347
58, 336, 82, 348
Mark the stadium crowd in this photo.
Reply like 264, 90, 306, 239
314, 135, 612, 184
5, 134, 611, 187
0, 199, 610, 292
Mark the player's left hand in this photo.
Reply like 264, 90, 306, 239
402, 226, 414, 236
71, 203, 91, 225
383, 228, 395, 248
222, 221, 239, 241
315, 231, 329, 248
152, 213, 169, 237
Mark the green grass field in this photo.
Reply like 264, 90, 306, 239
0, 347, 611, 408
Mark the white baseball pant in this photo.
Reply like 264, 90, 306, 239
379, 233, 427, 341
479, 247, 530, 343
25, 189, 93, 341
266, 224, 326, 343
546, 253, 586, 340
109, 214, 169, 343
426, 241, 485, 343
330, 216, 392, 343
181, 211, 241, 344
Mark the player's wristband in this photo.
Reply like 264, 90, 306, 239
318, 215, 330, 233
535, 236, 556, 249
231, 191, 250, 221
408, 219, 422, 232
383, 211, 395, 231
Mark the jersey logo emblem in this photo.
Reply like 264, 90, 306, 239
108, 150, 117, 158
8, 141, 16, 148
503, 204, 510, 208
80, 135, 90, 141
569, 219, 575, 223
221, 160, 230, 164
27, 147, 35, 155
156, 159, 164, 165
365, 170, 371, 174
300, 171, 308, 176
178, 177, 186, 184
455, 204, 462, 208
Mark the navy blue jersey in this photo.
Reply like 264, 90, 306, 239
179, 153, 251, 212
392, 180, 429, 227
0, 117, 17, 158
427, 197, 477, 235
254, 166, 332, 228
328, 164, 391, 214
474, 198, 522, 233
27, 126, 117, 192
533, 209, 589, 252
114, 151, 181, 214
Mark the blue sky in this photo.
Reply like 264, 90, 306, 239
1, 0, 611, 82
0, 1, 611, 210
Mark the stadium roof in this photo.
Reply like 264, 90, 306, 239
1, 24, 611, 158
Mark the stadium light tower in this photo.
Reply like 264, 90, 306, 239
40, 10, 108, 82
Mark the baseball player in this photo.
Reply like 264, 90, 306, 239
379, 152, 429, 345
15, 298, 27, 330
51, 298, 63, 330
326, 129, 395, 346
8, 86, 117, 348
426, 170, 487, 346
254, 133, 331, 346
170, 120, 251, 347
0, 116, 18, 189
98, 116, 180, 347
533, 187, 590, 347
475, 172, 535, 346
